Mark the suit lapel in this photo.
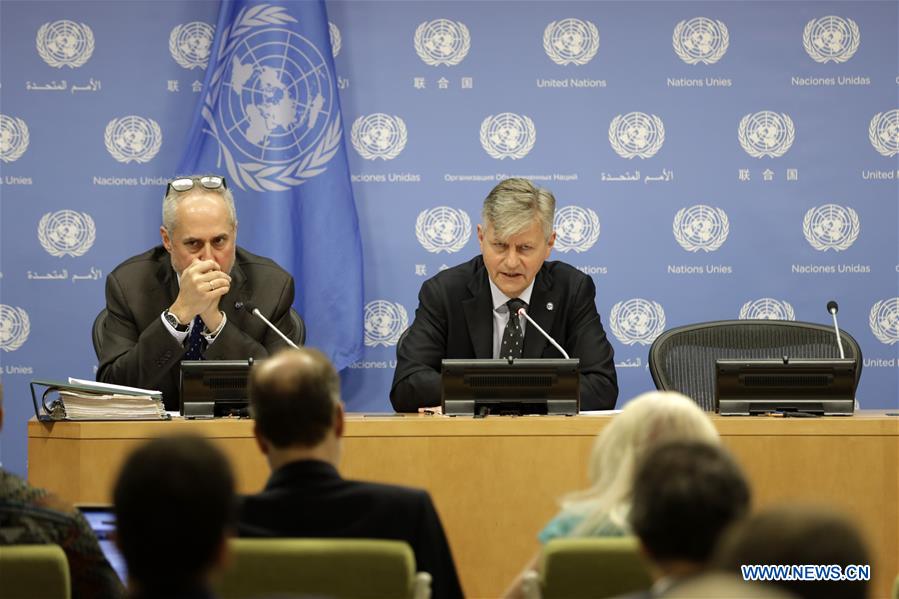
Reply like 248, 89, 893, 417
154, 252, 179, 305
462, 267, 494, 359
522, 267, 559, 358
222, 255, 248, 324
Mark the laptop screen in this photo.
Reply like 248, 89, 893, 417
77, 505, 128, 584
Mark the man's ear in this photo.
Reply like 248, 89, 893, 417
334, 403, 345, 439
252, 422, 270, 456
160, 226, 172, 252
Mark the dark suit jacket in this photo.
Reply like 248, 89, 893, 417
97, 245, 297, 410
390, 255, 618, 412
237, 460, 464, 599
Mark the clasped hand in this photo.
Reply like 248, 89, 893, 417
168, 259, 231, 329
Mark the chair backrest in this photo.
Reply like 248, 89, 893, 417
648, 320, 863, 411
91, 307, 306, 360
216, 538, 430, 599
91, 308, 107, 360
289, 307, 306, 346
537, 537, 652, 599
0, 544, 71, 599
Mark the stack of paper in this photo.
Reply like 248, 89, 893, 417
29, 378, 168, 421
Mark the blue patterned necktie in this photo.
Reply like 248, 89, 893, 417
183, 316, 206, 360
500, 299, 526, 359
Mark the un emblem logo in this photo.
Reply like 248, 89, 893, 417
104, 116, 162, 163
37, 210, 96, 257
609, 299, 666, 346
364, 300, 409, 347
869, 110, 899, 157
673, 17, 729, 65
543, 19, 600, 66
201, 5, 343, 191
36, 20, 94, 68
169, 22, 214, 69
0, 115, 30, 163
869, 298, 899, 345
803, 16, 860, 63
554, 206, 600, 253
673, 205, 729, 252
609, 112, 665, 159
351, 114, 408, 160
739, 298, 796, 321
416, 207, 471, 253
414, 19, 470, 66
738, 111, 795, 158
0, 304, 31, 352
480, 113, 536, 160
329, 22, 341, 58
803, 204, 859, 252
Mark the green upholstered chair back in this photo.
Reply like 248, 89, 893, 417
216, 538, 430, 599
0, 544, 71, 599
539, 537, 653, 599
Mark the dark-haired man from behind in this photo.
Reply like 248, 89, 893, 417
714, 504, 870, 599
238, 348, 464, 599
114, 435, 235, 599
621, 440, 751, 598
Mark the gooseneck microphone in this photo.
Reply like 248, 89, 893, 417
826, 300, 845, 359
517, 307, 570, 359
235, 301, 298, 349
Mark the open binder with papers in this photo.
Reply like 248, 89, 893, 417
30, 378, 169, 421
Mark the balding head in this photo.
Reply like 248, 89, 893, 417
248, 348, 341, 449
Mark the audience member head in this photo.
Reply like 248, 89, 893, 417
714, 504, 871, 599
630, 440, 751, 580
113, 434, 235, 594
248, 347, 344, 468
562, 391, 719, 536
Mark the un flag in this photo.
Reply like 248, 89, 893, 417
179, 0, 363, 369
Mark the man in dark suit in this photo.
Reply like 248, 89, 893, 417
97, 175, 298, 410
391, 178, 618, 412
238, 348, 464, 599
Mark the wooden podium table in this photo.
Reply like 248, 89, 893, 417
28, 412, 899, 598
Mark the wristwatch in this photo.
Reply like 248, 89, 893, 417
163, 309, 190, 333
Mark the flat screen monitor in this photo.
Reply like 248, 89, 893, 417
715, 358, 857, 416
441, 358, 579, 416
77, 505, 127, 584
180, 359, 255, 418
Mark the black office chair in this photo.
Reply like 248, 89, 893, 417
92, 307, 306, 360
648, 320, 862, 411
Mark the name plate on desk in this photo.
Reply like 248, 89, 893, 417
441, 358, 579, 416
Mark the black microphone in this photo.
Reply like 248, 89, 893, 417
235, 301, 298, 349
517, 307, 570, 359
826, 300, 845, 359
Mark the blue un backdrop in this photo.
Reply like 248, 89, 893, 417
1, 1, 897, 477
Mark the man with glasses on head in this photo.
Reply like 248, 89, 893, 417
97, 174, 300, 411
